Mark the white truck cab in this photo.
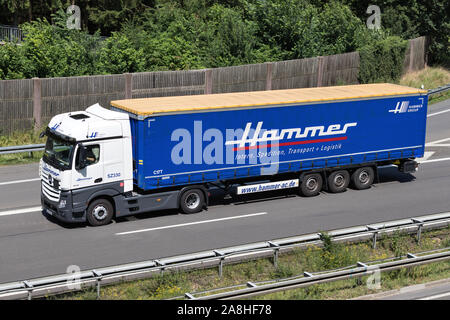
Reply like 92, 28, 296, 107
40, 104, 133, 225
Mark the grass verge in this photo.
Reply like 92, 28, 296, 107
47, 226, 450, 300
0, 130, 45, 166
399, 66, 450, 105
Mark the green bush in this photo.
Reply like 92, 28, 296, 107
341, 0, 449, 67
96, 32, 146, 74
3, 0, 443, 80
358, 35, 408, 83
249, 0, 368, 60
0, 41, 28, 79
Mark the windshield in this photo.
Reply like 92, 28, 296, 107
43, 136, 75, 170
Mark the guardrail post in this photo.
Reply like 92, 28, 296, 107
185, 292, 196, 300
155, 260, 166, 275
367, 226, 378, 249
214, 250, 225, 278
356, 262, 368, 285
268, 241, 280, 269
92, 270, 103, 300
412, 219, 424, 244
303, 271, 313, 279
23, 281, 33, 300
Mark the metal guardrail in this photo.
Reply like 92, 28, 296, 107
428, 83, 450, 96
0, 211, 449, 300
0, 144, 44, 156
179, 247, 450, 300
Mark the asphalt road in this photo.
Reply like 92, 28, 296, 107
0, 99, 449, 285
381, 282, 450, 300
355, 279, 450, 300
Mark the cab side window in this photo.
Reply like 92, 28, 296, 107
76, 144, 100, 167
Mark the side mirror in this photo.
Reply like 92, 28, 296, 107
75, 144, 88, 170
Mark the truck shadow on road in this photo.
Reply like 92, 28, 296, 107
44, 167, 416, 228
377, 166, 416, 184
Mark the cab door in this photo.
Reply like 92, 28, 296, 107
71, 143, 104, 190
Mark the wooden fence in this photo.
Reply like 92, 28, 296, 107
0, 37, 427, 135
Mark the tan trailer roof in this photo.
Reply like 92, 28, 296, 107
110, 83, 427, 116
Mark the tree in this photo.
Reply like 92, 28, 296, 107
96, 32, 146, 74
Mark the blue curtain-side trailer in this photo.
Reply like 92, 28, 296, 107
40, 83, 428, 225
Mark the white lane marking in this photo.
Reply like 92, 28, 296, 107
116, 212, 268, 236
419, 291, 450, 300
428, 108, 450, 117
420, 157, 450, 164
425, 137, 450, 147
0, 177, 40, 186
416, 151, 435, 162
0, 206, 42, 217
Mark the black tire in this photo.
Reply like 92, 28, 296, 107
351, 167, 374, 190
86, 198, 114, 226
180, 189, 205, 214
300, 173, 323, 197
327, 170, 350, 193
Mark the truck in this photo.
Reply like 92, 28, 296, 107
39, 83, 428, 226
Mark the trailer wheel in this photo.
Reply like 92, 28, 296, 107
327, 170, 350, 193
180, 189, 205, 214
86, 198, 114, 226
351, 167, 374, 190
300, 173, 323, 197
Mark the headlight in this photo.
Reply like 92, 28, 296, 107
59, 200, 66, 208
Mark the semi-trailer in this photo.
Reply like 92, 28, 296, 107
39, 83, 428, 226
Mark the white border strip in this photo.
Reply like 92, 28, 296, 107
419, 291, 450, 300
0, 206, 42, 217
0, 178, 40, 186
116, 212, 268, 236
428, 108, 450, 117
145, 145, 423, 179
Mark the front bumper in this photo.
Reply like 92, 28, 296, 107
41, 189, 86, 223
399, 160, 419, 173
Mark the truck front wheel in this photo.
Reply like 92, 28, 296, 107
86, 198, 114, 226
180, 189, 205, 214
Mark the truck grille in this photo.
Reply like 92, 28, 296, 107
41, 174, 61, 202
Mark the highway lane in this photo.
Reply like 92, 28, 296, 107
355, 279, 450, 300
0, 99, 449, 283
0, 159, 450, 282
426, 99, 450, 143
0, 98, 449, 212
0, 163, 40, 211
385, 282, 450, 300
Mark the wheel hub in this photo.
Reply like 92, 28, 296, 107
93, 205, 108, 220
306, 177, 318, 191
334, 174, 345, 187
359, 171, 369, 184
185, 193, 200, 209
